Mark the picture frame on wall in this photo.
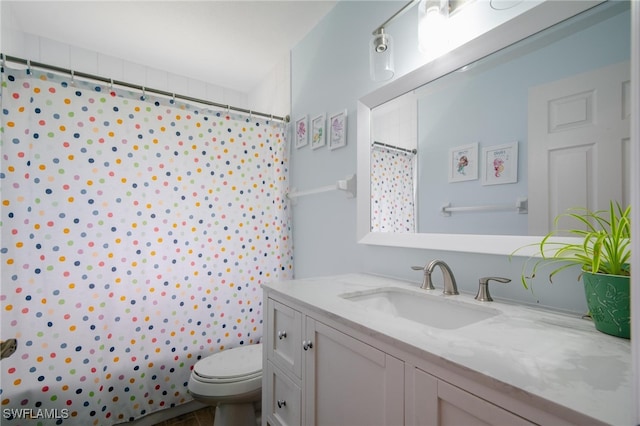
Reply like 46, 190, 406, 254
448, 142, 478, 183
481, 141, 518, 185
328, 109, 347, 150
294, 115, 308, 148
311, 114, 326, 150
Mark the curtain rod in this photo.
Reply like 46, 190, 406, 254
372, 141, 417, 154
1, 53, 290, 123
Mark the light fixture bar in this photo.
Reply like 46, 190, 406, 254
372, 0, 421, 35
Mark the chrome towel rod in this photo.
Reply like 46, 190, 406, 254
441, 198, 528, 216
0, 53, 290, 123
288, 174, 356, 200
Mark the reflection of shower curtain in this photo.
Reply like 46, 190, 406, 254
370, 145, 416, 233
0, 66, 292, 424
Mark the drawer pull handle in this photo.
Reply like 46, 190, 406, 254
278, 331, 287, 340
277, 399, 287, 409
303, 340, 313, 351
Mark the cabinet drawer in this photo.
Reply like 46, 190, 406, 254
266, 361, 301, 426
267, 298, 302, 378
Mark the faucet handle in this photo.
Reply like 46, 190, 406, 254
411, 265, 436, 290
475, 277, 511, 302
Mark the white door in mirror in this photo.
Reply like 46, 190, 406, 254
528, 61, 630, 235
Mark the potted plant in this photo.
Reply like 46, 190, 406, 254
515, 201, 631, 339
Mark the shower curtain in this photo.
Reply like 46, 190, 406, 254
0, 65, 292, 425
370, 145, 416, 233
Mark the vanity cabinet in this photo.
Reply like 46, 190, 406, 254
264, 298, 404, 426
264, 288, 602, 426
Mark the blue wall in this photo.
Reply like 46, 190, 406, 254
289, 1, 629, 314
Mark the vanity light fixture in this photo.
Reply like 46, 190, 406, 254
370, 0, 420, 81
370, 0, 470, 80
370, 27, 395, 81
418, 0, 450, 56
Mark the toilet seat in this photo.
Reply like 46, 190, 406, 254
194, 343, 262, 381
189, 343, 262, 398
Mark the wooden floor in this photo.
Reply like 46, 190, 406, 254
152, 406, 215, 426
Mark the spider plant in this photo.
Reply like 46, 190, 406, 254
515, 201, 631, 289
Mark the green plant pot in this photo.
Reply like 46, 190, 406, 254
582, 271, 630, 339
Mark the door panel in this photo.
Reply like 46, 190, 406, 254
305, 319, 404, 426
437, 381, 533, 426
528, 61, 630, 235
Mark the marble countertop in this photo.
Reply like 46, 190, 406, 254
263, 273, 633, 426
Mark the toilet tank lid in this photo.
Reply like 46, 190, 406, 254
193, 343, 262, 380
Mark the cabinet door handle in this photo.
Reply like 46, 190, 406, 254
277, 330, 287, 339
277, 399, 287, 409
302, 340, 313, 351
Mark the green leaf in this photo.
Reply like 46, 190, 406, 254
511, 201, 631, 289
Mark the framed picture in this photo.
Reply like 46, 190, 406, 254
294, 115, 308, 148
482, 141, 518, 185
448, 143, 478, 182
328, 109, 347, 150
310, 114, 326, 150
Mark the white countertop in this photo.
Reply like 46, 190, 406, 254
263, 273, 633, 426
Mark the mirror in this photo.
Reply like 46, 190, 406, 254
357, 0, 631, 255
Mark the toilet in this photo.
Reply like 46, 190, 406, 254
188, 343, 263, 426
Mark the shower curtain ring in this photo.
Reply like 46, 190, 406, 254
141, 86, 146, 100
27, 59, 32, 75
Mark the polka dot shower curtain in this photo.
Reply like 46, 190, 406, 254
370, 145, 416, 233
0, 65, 292, 425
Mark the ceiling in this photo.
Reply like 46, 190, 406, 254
5, 0, 337, 93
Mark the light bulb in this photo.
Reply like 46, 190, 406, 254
418, 0, 450, 57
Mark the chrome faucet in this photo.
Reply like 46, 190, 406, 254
412, 260, 459, 295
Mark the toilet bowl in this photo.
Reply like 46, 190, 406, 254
188, 343, 262, 426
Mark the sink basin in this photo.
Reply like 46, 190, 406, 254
341, 287, 499, 330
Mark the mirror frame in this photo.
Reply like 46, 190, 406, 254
357, 0, 605, 256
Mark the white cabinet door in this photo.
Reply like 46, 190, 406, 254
303, 318, 404, 426
437, 381, 534, 426
410, 368, 534, 426
528, 61, 630, 235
